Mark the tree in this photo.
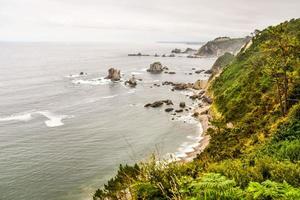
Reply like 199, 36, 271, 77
260, 22, 300, 115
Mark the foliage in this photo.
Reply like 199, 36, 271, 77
179, 173, 244, 200
246, 180, 300, 200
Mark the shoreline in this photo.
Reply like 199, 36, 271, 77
180, 102, 211, 162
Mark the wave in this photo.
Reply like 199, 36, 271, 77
131, 72, 143, 75
37, 111, 73, 127
72, 77, 111, 85
101, 95, 118, 99
0, 111, 73, 128
0, 113, 33, 122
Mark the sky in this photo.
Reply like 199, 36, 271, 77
0, 0, 299, 42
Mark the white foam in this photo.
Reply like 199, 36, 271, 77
127, 90, 136, 94
180, 90, 195, 96
175, 114, 199, 125
131, 72, 142, 75
65, 73, 87, 78
0, 113, 33, 122
0, 111, 72, 128
140, 68, 148, 72
37, 111, 73, 127
101, 95, 118, 99
72, 77, 111, 85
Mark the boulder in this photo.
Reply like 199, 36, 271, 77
168, 72, 176, 74
147, 62, 164, 73
192, 112, 199, 117
150, 101, 164, 108
179, 102, 186, 108
202, 96, 213, 104
165, 108, 174, 112
169, 54, 175, 57
106, 68, 121, 81
175, 109, 184, 113
80, 72, 84, 75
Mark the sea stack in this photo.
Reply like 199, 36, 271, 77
147, 62, 164, 73
106, 68, 121, 81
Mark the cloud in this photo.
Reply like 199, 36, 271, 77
0, 0, 299, 42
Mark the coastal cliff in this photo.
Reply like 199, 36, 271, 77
196, 36, 251, 57
94, 18, 300, 200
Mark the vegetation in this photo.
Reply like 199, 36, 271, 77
94, 19, 300, 200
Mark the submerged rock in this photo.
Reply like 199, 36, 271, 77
195, 70, 205, 74
106, 68, 121, 81
147, 62, 164, 73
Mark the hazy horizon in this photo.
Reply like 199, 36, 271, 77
0, 0, 299, 42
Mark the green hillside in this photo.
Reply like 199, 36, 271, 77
93, 18, 300, 200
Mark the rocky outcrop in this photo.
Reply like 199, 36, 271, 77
182, 48, 197, 54
173, 83, 193, 90
171, 48, 181, 53
195, 70, 205, 74
125, 75, 137, 87
196, 36, 251, 57
144, 99, 173, 108
147, 62, 164, 73
106, 68, 121, 81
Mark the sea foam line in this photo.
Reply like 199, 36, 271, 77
0, 111, 73, 128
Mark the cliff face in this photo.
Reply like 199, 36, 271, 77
196, 36, 251, 57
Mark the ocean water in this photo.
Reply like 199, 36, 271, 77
0, 42, 216, 200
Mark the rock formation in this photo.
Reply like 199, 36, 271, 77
125, 75, 137, 87
147, 62, 164, 73
106, 68, 121, 81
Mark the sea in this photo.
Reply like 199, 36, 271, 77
0, 42, 216, 200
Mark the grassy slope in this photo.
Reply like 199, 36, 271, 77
93, 19, 300, 200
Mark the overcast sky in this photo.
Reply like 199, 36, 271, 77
0, 0, 299, 42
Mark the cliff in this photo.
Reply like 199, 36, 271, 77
196, 36, 251, 57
